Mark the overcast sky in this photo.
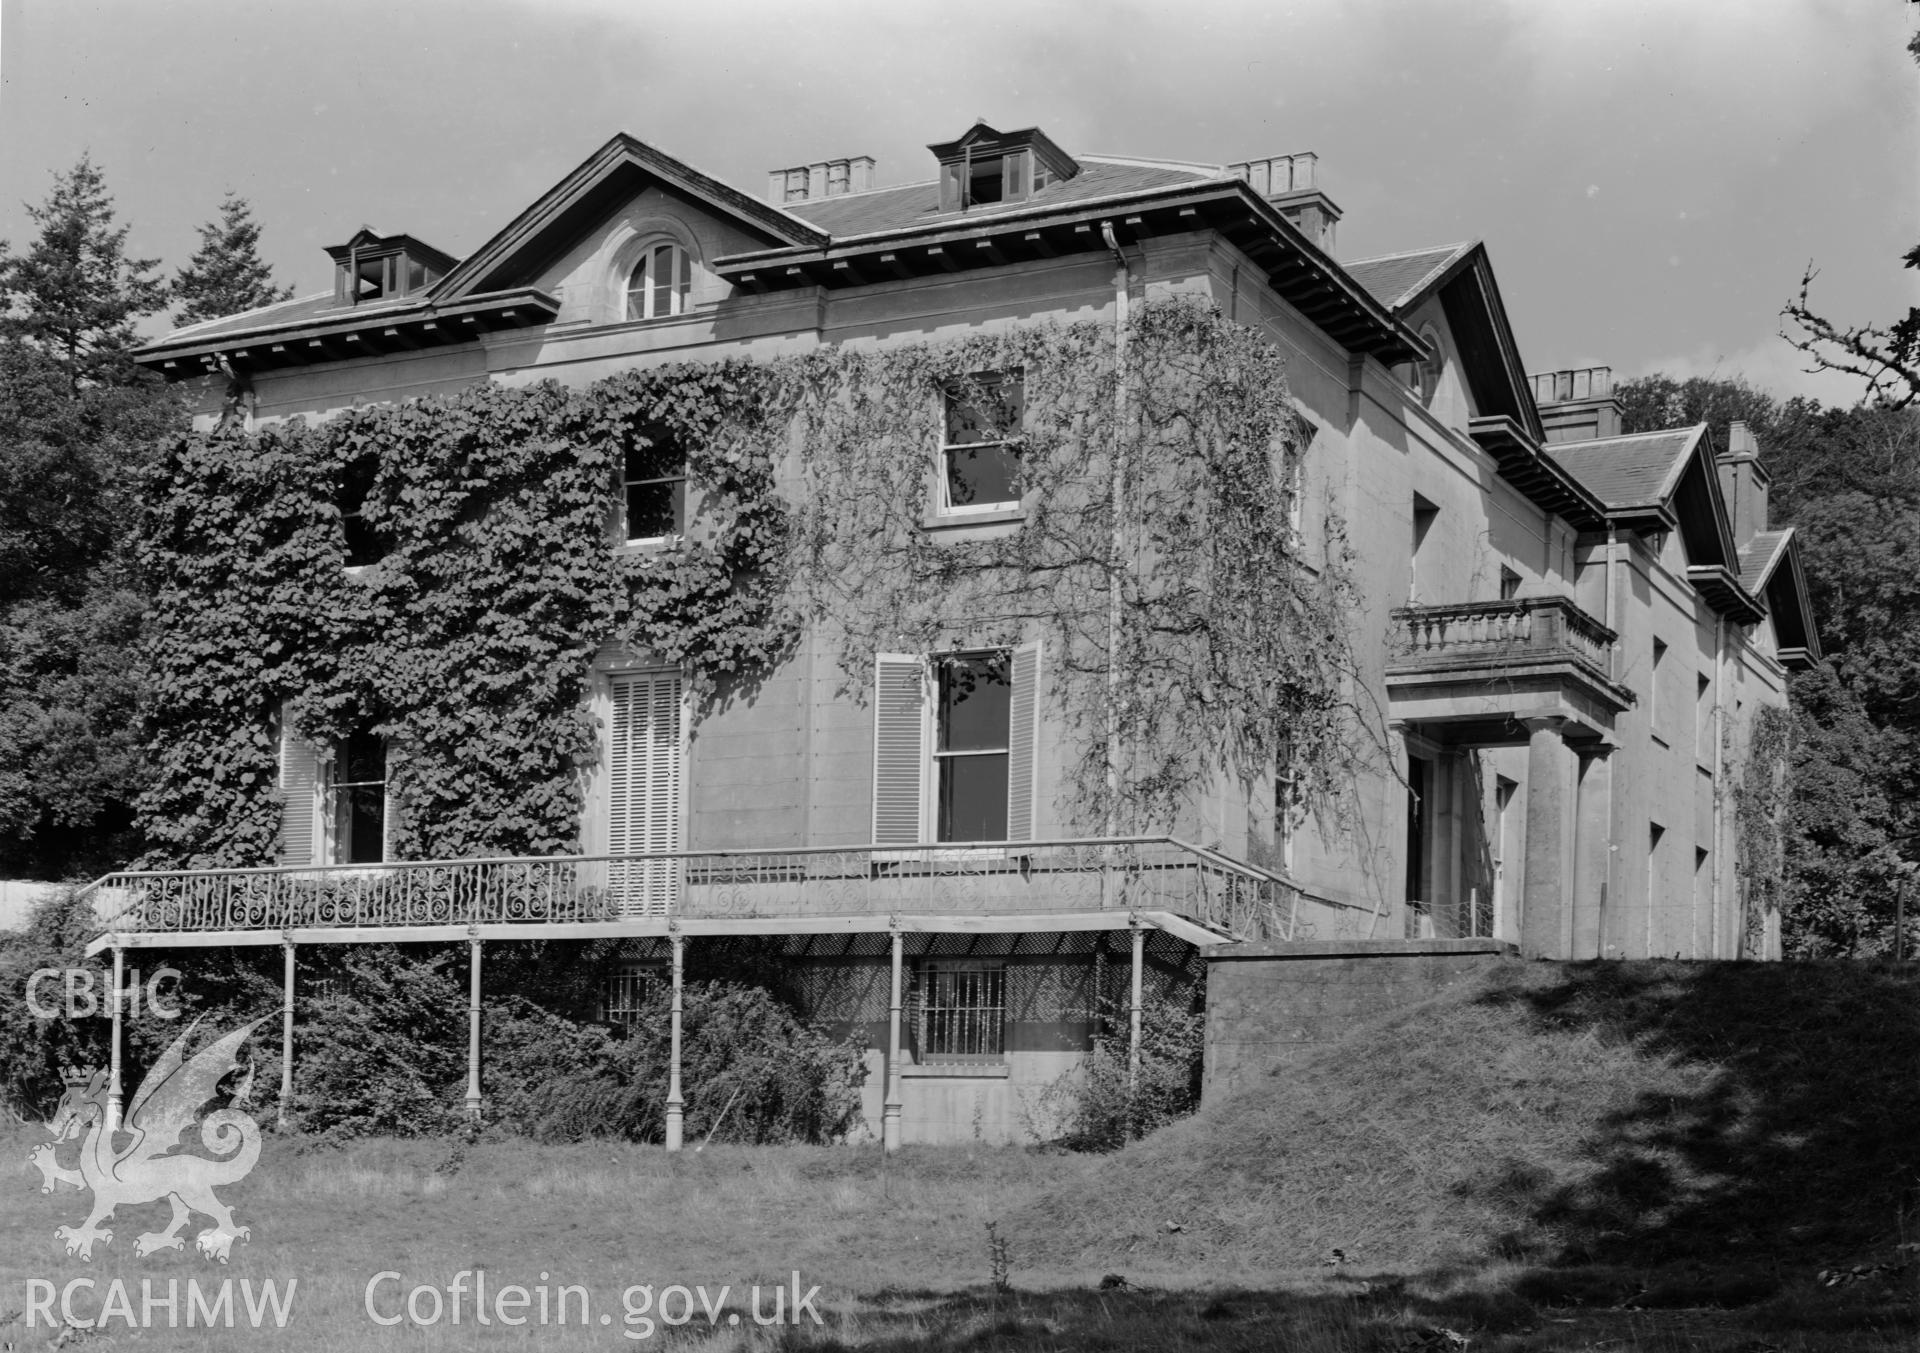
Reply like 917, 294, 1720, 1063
1, 0, 1913, 406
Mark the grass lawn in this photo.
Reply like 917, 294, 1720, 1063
4, 959, 1918, 1350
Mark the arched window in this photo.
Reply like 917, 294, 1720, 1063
626, 242, 692, 322
1414, 325, 1444, 406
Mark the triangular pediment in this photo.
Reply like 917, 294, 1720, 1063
1670, 431, 1738, 572
434, 133, 826, 302
1346, 242, 1541, 440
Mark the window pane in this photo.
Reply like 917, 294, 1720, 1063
1003, 150, 1030, 202
337, 456, 384, 566
651, 245, 676, 317
944, 376, 1024, 444
626, 481, 682, 539
946, 443, 1022, 508
342, 516, 382, 568
344, 784, 385, 864
939, 753, 1009, 841
940, 162, 965, 212
969, 159, 1004, 205
625, 432, 681, 484
342, 729, 384, 785
676, 247, 691, 303
407, 257, 426, 292
938, 655, 1010, 751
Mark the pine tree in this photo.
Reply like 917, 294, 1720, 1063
0, 155, 179, 877
0, 153, 168, 391
173, 192, 293, 328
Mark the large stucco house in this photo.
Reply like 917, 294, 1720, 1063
94, 122, 1817, 1144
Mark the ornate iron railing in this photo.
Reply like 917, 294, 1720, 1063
1389, 595, 1615, 679
78, 837, 1306, 943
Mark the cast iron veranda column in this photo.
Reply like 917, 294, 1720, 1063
883, 928, 903, 1152
464, 938, 482, 1121
280, 941, 295, 1130
665, 933, 685, 1151
106, 946, 125, 1133
1127, 923, 1144, 1093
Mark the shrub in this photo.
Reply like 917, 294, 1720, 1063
1040, 993, 1205, 1151
285, 945, 468, 1139
5, 925, 867, 1144
493, 981, 867, 1145
0, 890, 110, 1118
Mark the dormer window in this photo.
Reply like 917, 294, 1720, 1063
929, 124, 1078, 214
326, 230, 455, 306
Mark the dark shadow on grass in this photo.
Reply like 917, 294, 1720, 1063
1466, 960, 1920, 1269
749, 1277, 1918, 1351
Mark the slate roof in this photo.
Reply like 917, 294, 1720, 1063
1343, 243, 1475, 311
1738, 529, 1794, 593
1544, 429, 1700, 510
159, 290, 414, 344
780, 158, 1217, 239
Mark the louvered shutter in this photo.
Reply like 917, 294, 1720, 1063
608, 671, 685, 916
279, 715, 323, 866
381, 740, 403, 861
872, 654, 927, 845
1007, 640, 1043, 841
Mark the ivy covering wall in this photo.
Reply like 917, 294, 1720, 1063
136, 296, 1363, 868
1734, 700, 1792, 954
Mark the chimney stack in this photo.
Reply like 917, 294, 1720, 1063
766, 156, 876, 206
1530, 366, 1622, 443
1228, 152, 1341, 253
1715, 419, 1771, 550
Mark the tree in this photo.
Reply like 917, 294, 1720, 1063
173, 193, 292, 328
1618, 372, 1920, 955
1780, 664, 1909, 957
1614, 371, 1920, 516
0, 154, 168, 391
1778, 31, 1920, 409
0, 157, 181, 879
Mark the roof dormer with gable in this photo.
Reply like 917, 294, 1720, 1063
1530, 390, 1819, 669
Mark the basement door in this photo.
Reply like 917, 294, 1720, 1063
606, 670, 685, 916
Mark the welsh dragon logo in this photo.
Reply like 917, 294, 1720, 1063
28, 1016, 267, 1263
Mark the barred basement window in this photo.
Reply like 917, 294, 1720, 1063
601, 961, 663, 1027
920, 961, 1005, 1061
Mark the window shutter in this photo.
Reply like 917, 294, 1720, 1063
608, 671, 685, 916
278, 716, 323, 867
382, 740, 403, 860
872, 654, 927, 845
1007, 640, 1043, 841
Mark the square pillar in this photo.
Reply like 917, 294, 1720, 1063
1571, 746, 1615, 959
1521, 717, 1579, 959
